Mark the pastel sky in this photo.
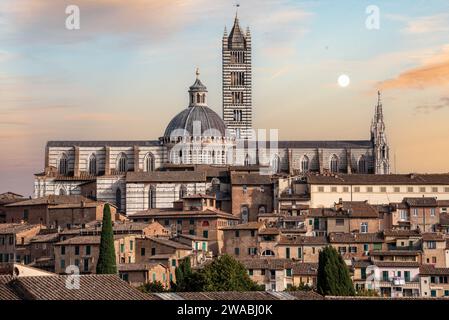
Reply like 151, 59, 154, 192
1, 0, 449, 196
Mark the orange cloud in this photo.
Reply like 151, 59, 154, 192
378, 45, 449, 90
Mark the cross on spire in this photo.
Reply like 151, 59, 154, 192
196, 67, 200, 79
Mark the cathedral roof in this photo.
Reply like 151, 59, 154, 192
164, 74, 226, 138
189, 78, 207, 92
46, 141, 160, 148
163, 105, 227, 138
277, 140, 372, 149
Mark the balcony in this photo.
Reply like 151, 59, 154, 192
392, 277, 405, 286
378, 278, 420, 288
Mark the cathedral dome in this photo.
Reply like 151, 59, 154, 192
163, 105, 227, 138
163, 70, 227, 138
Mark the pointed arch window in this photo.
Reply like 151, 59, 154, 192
358, 155, 367, 174
88, 154, 97, 175
244, 154, 250, 166
241, 205, 249, 223
117, 153, 128, 173
271, 155, 280, 173
59, 153, 68, 175
116, 188, 122, 212
59, 188, 66, 196
144, 153, 155, 172
148, 186, 155, 209
179, 185, 187, 199
381, 146, 387, 159
301, 156, 309, 172
330, 155, 339, 173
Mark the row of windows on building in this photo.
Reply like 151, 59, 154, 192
190, 92, 206, 104
398, 208, 438, 220
58, 152, 155, 175
231, 92, 244, 105
171, 149, 228, 165
230, 51, 245, 64
242, 154, 368, 174
0, 236, 15, 245
230, 71, 245, 86
316, 186, 449, 193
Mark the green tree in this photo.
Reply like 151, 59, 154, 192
317, 246, 355, 296
174, 257, 193, 291
96, 204, 117, 274
202, 254, 262, 291
285, 282, 313, 292
173, 255, 262, 292
139, 281, 167, 293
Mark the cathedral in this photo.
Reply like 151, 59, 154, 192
34, 14, 390, 215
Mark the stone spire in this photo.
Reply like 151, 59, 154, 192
228, 11, 246, 50
371, 91, 390, 174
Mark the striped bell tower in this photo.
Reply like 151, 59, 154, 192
222, 11, 253, 139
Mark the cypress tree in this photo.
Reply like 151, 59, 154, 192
317, 246, 355, 296
96, 204, 117, 274
175, 257, 192, 291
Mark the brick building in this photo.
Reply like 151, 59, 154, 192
4, 195, 116, 228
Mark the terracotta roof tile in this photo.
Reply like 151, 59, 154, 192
328, 232, 384, 243
419, 265, 449, 275
0, 276, 21, 300
307, 173, 449, 185
278, 235, 329, 246
404, 197, 438, 207
10, 274, 151, 300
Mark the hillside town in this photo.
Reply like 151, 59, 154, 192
2, 8, 449, 303
2, 168, 449, 299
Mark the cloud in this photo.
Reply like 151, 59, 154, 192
403, 14, 449, 34
0, 0, 205, 45
386, 13, 449, 34
415, 97, 449, 114
378, 45, 449, 90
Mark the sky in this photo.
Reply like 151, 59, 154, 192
1, 0, 449, 196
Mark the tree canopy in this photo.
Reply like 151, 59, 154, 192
173, 254, 263, 292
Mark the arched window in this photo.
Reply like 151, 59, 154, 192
358, 155, 367, 174
197, 93, 201, 103
117, 153, 128, 173
244, 154, 250, 166
258, 205, 266, 214
148, 187, 155, 209
301, 156, 309, 172
330, 154, 339, 173
262, 250, 275, 256
271, 155, 280, 173
88, 154, 97, 175
59, 188, 66, 196
241, 205, 249, 223
381, 161, 388, 174
179, 185, 187, 199
116, 188, 122, 211
144, 153, 154, 172
59, 153, 68, 175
